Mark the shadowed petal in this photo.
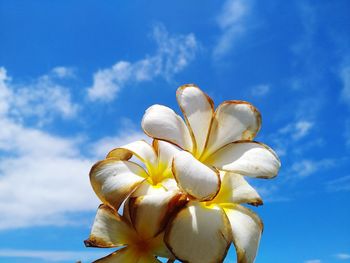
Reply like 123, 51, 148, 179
84, 205, 136, 248
128, 191, 187, 239
222, 204, 263, 263
92, 247, 161, 263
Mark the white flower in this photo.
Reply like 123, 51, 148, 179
85, 204, 176, 262
87, 140, 187, 261
141, 84, 281, 263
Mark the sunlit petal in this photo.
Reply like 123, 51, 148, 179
90, 159, 148, 210
173, 151, 220, 201
176, 84, 214, 157
206, 141, 280, 179
204, 101, 261, 157
165, 202, 232, 263
211, 172, 262, 206
142, 104, 193, 151
153, 139, 180, 171
107, 140, 158, 171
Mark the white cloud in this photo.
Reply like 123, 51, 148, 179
340, 66, 350, 105
87, 24, 199, 102
335, 253, 350, 260
213, 0, 251, 58
51, 66, 75, 78
251, 84, 270, 97
326, 176, 350, 192
290, 158, 336, 177
0, 249, 106, 262
0, 67, 145, 230
305, 260, 321, 263
0, 67, 78, 124
345, 120, 350, 147
0, 118, 99, 229
279, 120, 314, 141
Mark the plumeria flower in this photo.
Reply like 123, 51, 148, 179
141, 84, 281, 263
87, 139, 188, 262
85, 202, 183, 262
89, 139, 181, 212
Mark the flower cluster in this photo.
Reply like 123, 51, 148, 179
85, 85, 281, 263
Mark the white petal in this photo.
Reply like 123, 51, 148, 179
165, 202, 232, 263
149, 232, 175, 259
90, 159, 148, 210
142, 104, 193, 151
161, 178, 180, 191
204, 101, 261, 157
107, 140, 158, 171
153, 139, 180, 171
176, 84, 214, 157
173, 151, 220, 201
85, 205, 136, 248
223, 204, 263, 263
128, 191, 187, 239
211, 172, 262, 206
206, 141, 280, 179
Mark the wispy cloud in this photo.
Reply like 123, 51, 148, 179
0, 67, 78, 125
250, 84, 270, 97
0, 68, 143, 230
213, 0, 251, 58
335, 253, 350, 260
87, 24, 199, 102
305, 260, 321, 263
271, 120, 315, 156
290, 158, 336, 178
326, 176, 350, 192
340, 66, 350, 105
0, 249, 106, 262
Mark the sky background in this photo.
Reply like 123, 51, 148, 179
0, 0, 350, 262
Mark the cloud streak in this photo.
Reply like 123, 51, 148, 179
0, 249, 106, 262
213, 0, 251, 58
87, 24, 199, 102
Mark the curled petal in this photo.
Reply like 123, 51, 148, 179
84, 205, 136, 248
153, 139, 180, 172
176, 84, 214, 157
128, 191, 187, 239
172, 151, 220, 201
223, 204, 263, 263
206, 141, 280, 179
211, 172, 262, 206
204, 101, 261, 157
90, 159, 148, 210
107, 140, 158, 171
142, 104, 193, 151
165, 202, 232, 263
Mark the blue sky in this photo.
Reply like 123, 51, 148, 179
0, 0, 349, 262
